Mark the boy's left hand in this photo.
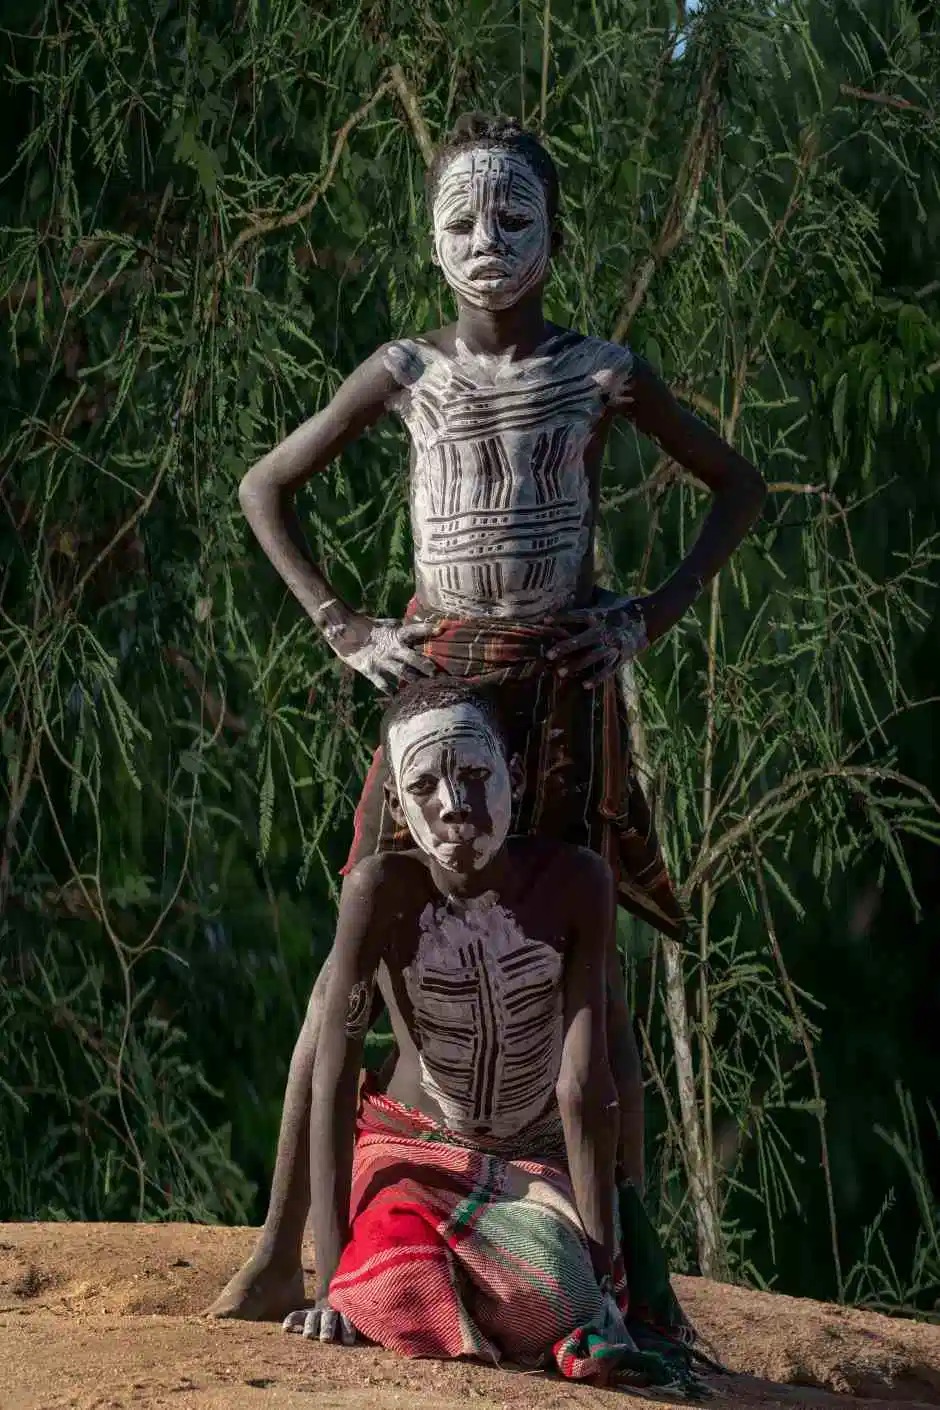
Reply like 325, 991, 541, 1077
283, 1298, 357, 1345
544, 597, 648, 688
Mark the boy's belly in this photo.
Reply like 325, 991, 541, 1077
414, 554, 587, 619
384, 1049, 565, 1155
410, 446, 593, 618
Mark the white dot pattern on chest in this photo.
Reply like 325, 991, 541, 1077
404, 892, 564, 1140
385, 335, 634, 618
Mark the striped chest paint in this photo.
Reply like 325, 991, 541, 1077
404, 890, 564, 1140
385, 334, 634, 619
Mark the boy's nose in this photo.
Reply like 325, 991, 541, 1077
471, 215, 502, 255
438, 780, 471, 820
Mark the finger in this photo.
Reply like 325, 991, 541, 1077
319, 1307, 339, 1343
546, 627, 607, 661
541, 607, 596, 624
301, 1309, 321, 1340
395, 663, 437, 686
558, 645, 617, 679
583, 653, 623, 689
390, 644, 438, 676
282, 1309, 309, 1334
397, 622, 442, 645
370, 662, 406, 694
381, 658, 429, 688
340, 1315, 357, 1346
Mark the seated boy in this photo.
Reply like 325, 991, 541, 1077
280, 677, 702, 1393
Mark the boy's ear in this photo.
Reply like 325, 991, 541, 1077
509, 753, 526, 802
550, 225, 564, 257
384, 778, 407, 825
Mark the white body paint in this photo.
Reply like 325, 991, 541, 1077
404, 891, 564, 1140
339, 619, 406, 684
386, 705, 512, 872
384, 333, 634, 619
432, 147, 550, 313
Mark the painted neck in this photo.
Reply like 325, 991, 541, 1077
427, 843, 513, 902
454, 291, 553, 360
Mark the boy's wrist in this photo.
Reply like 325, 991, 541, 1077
640, 574, 702, 642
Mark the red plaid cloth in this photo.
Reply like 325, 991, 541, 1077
327, 1085, 704, 1393
343, 606, 686, 940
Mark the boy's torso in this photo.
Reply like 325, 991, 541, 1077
384, 324, 634, 622
372, 839, 581, 1142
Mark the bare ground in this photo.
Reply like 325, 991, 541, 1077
1, 1223, 938, 1410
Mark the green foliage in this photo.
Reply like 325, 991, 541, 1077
1, 0, 938, 1315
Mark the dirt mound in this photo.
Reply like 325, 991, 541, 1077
1, 1223, 938, 1410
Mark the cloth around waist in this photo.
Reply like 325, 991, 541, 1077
358, 1080, 567, 1163
404, 599, 590, 684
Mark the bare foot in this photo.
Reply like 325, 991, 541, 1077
204, 1255, 306, 1322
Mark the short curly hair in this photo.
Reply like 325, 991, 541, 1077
426, 111, 561, 224
380, 675, 507, 759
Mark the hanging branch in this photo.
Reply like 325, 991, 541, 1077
389, 64, 435, 166
611, 51, 721, 344
225, 79, 395, 264
163, 647, 248, 736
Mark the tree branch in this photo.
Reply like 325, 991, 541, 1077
389, 64, 435, 167
839, 83, 930, 115
684, 764, 939, 897
225, 79, 395, 263
163, 647, 248, 736
611, 52, 721, 343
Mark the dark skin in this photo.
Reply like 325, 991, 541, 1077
283, 716, 623, 1344
207, 169, 765, 1322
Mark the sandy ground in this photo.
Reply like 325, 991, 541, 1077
1, 1224, 939, 1410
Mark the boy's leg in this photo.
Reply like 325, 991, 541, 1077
204, 957, 333, 1320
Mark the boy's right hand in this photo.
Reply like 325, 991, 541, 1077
315, 604, 438, 692
283, 1298, 357, 1345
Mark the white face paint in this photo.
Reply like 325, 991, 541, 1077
387, 704, 512, 873
432, 147, 551, 312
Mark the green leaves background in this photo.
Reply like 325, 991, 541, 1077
1, 0, 937, 1311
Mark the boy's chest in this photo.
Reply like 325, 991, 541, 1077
406, 359, 609, 482
388, 891, 566, 1031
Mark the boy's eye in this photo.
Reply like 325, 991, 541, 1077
462, 766, 491, 782
446, 219, 474, 234
501, 215, 531, 231
406, 777, 436, 797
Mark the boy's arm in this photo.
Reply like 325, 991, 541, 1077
556, 852, 620, 1283
239, 347, 435, 691
548, 354, 767, 684
290, 859, 389, 1343
625, 356, 768, 644
606, 938, 645, 1194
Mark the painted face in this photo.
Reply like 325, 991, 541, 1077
387, 704, 512, 874
432, 147, 551, 312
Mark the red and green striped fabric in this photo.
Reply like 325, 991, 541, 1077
328, 1086, 709, 1395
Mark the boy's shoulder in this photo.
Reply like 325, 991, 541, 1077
343, 849, 433, 908
382, 322, 633, 365
510, 836, 614, 891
